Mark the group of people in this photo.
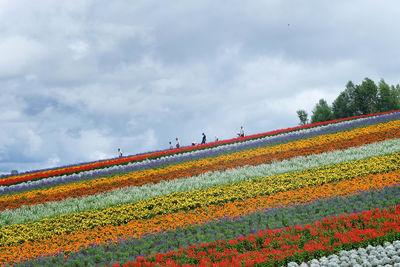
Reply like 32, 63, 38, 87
169, 138, 180, 149
117, 126, 245, 157
169, 126, 245, 149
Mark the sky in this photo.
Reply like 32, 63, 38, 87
1, 0, 400, 174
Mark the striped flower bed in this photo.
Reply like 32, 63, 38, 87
1, 110, 399, 187
3, 111, 400, 266
3, 118, 400, 212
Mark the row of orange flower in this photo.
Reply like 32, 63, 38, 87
116, 204, 400, 266
3, 111, 394, 186
1, 119, 400, 212
5, 151, 399, 245
1, 168, 399, 264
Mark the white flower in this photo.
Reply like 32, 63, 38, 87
393, 241, 400, 249
339, 250, 349, 257
361, 260, 372, 267
384, 242, 392, 248
366, 245, 375, 252
387, 248, 397, 257
328, 254, 339, 260
370, 258, 380, 266
392, 255, 400, 263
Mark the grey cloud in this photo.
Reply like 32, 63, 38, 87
1, 0, 400, 173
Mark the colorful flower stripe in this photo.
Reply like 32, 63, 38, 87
2, 110, 398, 186
2, 119, 399, 213
118, 204, 400, 266
2, 167, 400, 264
1, 152, 399, 249
18, 176, 400, 266
3, 137, 400, 228
5, 110, 399, 197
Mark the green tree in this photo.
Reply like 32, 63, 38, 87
394, 84, 400, 95
376, 79, 400, 112
332, 81, 357, 119
354, 78, 378, 115
394, 84, 400, 105
332, 92, 349, 119
311, 99, 333, 123
296, 78, 400, 123
296, 109, 308, 125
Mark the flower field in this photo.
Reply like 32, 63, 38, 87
2, 111, 400, 266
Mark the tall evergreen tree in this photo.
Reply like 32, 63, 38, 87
332, 91, 349, 119
376, 79, 399, 112
332, 81, 357, 119
354, 78, 378, 115
394, 84, 400, 94
344, 80, 357, 116
311, 99, 333, 123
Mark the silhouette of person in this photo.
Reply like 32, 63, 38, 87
201, 133, 206, 144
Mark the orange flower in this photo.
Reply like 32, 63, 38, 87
1, 120, 400, 211
1, 170, 399, 264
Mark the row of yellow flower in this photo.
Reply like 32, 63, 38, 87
3, 111, 396, 185
1, 166, 400, 264
1, 151, 400, 247
2, 119, 400, 208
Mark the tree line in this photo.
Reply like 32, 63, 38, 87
296, 78, 400, 125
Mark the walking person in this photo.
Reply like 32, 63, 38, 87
214, 136, 219, 142
169, 141, 174, 149
201, 133, 206, 144
118, 148, 123, 158
176, 138, 180, 148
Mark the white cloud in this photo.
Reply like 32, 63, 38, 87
0, 35, 44, 77
46, 155, 61, 168
69, 40, 89, 60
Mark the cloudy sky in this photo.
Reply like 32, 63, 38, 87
1, 0, 399, 174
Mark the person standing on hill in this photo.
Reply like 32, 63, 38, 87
238, 126, 244, 137
176, 138, 180, 148
201, 133, 206, 144
118, 148, 123, 158
169, 141, 174, 149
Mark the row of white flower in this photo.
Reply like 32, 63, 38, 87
0, 138, 399, 227
288, 240, 400, 267
1, 112, 392, 194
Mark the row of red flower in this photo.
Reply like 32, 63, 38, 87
2, 124, 399, 211
110, 204, 400, 266
2, 111, 396, 187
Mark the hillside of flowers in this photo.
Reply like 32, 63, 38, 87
2, 110, 400, 266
